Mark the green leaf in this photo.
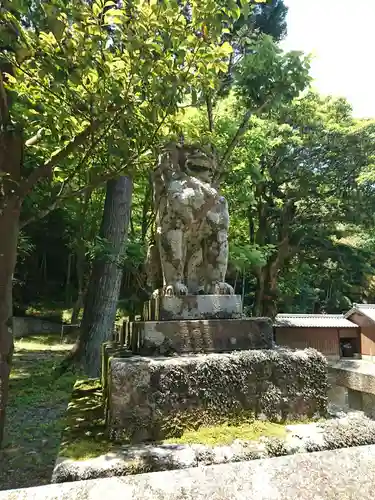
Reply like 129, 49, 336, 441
220, 41, 233, 56
104, 8, 125, 24
49, 18, 66, 42
15, 46, 32, 64
92, 0, 103, 17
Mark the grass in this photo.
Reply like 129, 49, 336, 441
25, 303, 71, 323
163, 421, 287, 446
0, 334, 77, 491
25, 302, 126, 325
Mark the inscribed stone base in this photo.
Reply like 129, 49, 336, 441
131, 317, 273, 355
143, 295, 242, 321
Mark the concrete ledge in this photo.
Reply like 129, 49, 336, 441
108, 348, 327, 442
132, 317, 273, 355
330, 359, 375, 395
4, 445, 375, 499
52, 411, 375, 483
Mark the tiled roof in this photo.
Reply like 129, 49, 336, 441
274, 314, 358, 328
345, 304, 375, 322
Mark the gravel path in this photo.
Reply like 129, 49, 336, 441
0, 336, 76, 491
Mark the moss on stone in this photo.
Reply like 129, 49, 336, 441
60, 437, 113, 461
59, 378, 111, 461
163, 420, 287, 446
109, 348, 328, 442
73, 378, 102, 393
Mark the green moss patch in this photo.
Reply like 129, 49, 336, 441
59, 378, 113, 461
60, 436, 112, 461
163, 420, 287, 446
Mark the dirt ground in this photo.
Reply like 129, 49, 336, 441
0, 335, 76, 491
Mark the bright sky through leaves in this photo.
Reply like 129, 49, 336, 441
281, 0, 375, 118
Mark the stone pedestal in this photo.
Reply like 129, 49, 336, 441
107, 349, 327, 442
132, 295, 272, 355
132, 318, 273, 355
143, 295, 242, 321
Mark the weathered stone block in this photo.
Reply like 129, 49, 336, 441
347, 389, 362, 411
108, 348, 328, 442
362, 392, 375, 419
329, 359, 375, 395
131, 317, 273, 355
101, 342, 133, 420
143, 295, 243, 321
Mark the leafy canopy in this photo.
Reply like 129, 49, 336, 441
1, 0, 264, 197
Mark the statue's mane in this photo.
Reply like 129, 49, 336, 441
155, 142, 216, 176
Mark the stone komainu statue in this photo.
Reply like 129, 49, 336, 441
146, 142, 234, 297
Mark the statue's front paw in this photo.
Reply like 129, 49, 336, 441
164, 283, 188, 296
212, 282, 234, 295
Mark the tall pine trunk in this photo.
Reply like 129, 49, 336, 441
0, 129, 22, 446
75, 176, 132, 377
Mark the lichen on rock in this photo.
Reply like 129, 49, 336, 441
108, 347, 328, 442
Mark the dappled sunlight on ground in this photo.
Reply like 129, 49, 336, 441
0, 334, 77, 491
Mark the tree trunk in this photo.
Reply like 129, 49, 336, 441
253, 261, 278, 319
253, 268, 265, 317
141, 173, 152, 242
70, 245, 86, 325
0, 129, 22, 446
65, 253, 72, 306
75, 176, 133, 377
0, 205, 20, 446
71, 189, 93, 325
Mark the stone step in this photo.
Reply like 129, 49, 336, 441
4, 445, 375, 499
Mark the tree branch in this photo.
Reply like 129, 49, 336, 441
17, 120, 101, 199
20, 162, 132, 228
221, 100, 269, 168
7, 55, 91, 121
25, 128, 45, 147
205, 92, 214, 133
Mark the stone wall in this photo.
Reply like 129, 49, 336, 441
12, 316, 62, 338
107, 347, 328, 442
